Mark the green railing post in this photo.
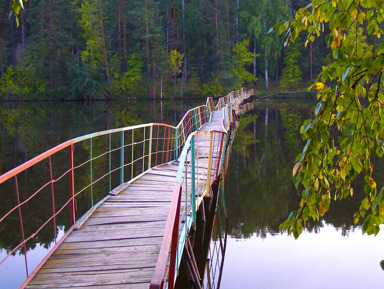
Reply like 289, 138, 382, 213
109, 134, 112, 192
148, 125, 153, 170
89, 138, 93, 206
175, 129, 178, 159
120, 131, 124, 184
191, 135, 196, 225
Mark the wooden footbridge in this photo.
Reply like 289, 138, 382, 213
0, 88, 254, 289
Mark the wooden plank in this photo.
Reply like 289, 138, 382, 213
65, 228, 164, 242
59, 237, 163, 250
54, 244, 160, 256
27, 283, 150, 289
79, 221, 166, 232
29, 268, 154, 287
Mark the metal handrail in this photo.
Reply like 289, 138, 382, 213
0, 103, 209, 283
151, 88, 254, 289
0, 87, 253, 288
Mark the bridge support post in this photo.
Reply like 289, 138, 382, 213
69, 144, 76, 225
120, 131, 124, 184
191, 135, 196, 225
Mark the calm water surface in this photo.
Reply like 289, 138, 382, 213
221, 99, 384, 288
0, 99, 200, 289
1, 98, 384, 288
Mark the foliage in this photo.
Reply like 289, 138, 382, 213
280, 41, 302, 90
201, 75, 223, 97
0, 64, 46, 98
169, 49, 184, 77
232, 39, 257, 89
279, 0, 384, 238
67, 61, 106, 100
10, 0, 27, 26
0, 0, 326, 99
113, 53, 143, 95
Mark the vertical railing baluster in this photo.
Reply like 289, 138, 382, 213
131, 130, 134, 180
169, 187, 182, 289
219, 135, 228, 176
155, 125, 159, 166
109, 134, 112, 192
89, 138, 93, 206
166, 127, 171, 162
142, 127, 146, 173
48, 156, 57, 243
191, 135, 196, 225
14, 175, 29, 277
175, 129, 178, 159
216, 134, 225, 178
69, 145, 75, 225
206, 132, 213, 197
148, 125, 153, 170
162, 127, 166, 164
120, 131, 124, 184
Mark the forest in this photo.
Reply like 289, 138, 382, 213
0, 0, 329, 100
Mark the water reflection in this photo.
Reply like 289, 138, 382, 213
0, 99, 201, 288
221, 98, 384, 288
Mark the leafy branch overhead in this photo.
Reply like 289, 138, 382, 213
279, 0, 384, 238
10, 0, 27, 27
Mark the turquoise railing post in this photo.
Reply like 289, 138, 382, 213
191, 135, 196, 225
108, 134, 112, 192
89, 138, 93, 206
219, 135, 228, 176
205, 106, 209, 121
120, 131, 124, 184
175, 129, 178, 159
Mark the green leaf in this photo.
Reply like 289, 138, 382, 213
380, 260, 384, 271
12, 1, 21, 15
293, 162, 302, 176
342, 67, 351, 82
315, 102, 323, 116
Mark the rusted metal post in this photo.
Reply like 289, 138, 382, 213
69, 145, 76, 225
48, 156, 57, 243
15, 175, 29, 277
168, 186, 182, 289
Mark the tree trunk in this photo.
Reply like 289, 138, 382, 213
264, 45, 269, 90
98, 0, 112, 99
123, 9, 127, 70
118, 1, 122, 66
253, 33, 257, 77
275, 55, 279, 88
49, 0, 57, 89
214, 0, 219, 72
145, 0, 151, 97
10, 2, 16, 69
226, 3, 230, 42
235, 0, 239, 43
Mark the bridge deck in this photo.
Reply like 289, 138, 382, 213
26, 110, 225, 288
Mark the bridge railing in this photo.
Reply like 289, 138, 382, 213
0, 123, 182, 279
150, 130, 228, 289
150, 88, 254, 289
0, 101, 211, 283
174, 105, 208, 159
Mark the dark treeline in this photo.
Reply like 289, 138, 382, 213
0, 0, 329, 100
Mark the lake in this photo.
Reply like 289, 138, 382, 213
1, 97, 384, 288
